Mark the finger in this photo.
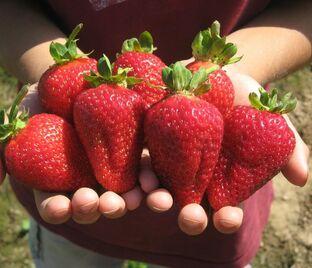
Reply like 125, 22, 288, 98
71, 188, 101, 224
146, 188, 173, 212
213, 206, 243, 234
121, 186, 144, 211
178, 204, 208, 236
282, 116, 309, 186
34, 190, 71, 224
99, 191, 127, 219
139, 150, 159, 193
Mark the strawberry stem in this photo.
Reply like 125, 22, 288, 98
249, 87, 297, 114
191, 20, 242, 67
121, 31, 156, 54
49, 23, 91, 65
0, 85, 29, 143
84, 54, 142, 88
162, 62, 217, 95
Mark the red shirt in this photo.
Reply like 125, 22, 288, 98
12, 0, 274, 267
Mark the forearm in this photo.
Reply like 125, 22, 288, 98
226, 0, 312, 85
0, 0, 65, 83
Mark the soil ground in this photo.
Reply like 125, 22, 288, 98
0, 66, 311, 268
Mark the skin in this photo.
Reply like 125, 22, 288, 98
0, 0, 311, 235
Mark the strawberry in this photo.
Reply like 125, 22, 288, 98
145, 62, 224, 207
38, 24, 97, 122
207, 88, 297, 210
74, 55, 145, 193
187, 21, 242, 117
0, 86, 96, 192
113, 31, 168, 109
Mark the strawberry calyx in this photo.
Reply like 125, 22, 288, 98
49, 23, 90, 65
192, 20, 242, 67
162, 62, 218, 96
121, 31, 156, 54
84, 54, 142, 88
249, 87, 297, 114
0, 85, 29, 143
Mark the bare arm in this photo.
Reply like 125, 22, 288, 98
226, 0, 312, 85
0, 0, 65, 83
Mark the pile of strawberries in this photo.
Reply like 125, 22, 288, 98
0, 22, 297, 211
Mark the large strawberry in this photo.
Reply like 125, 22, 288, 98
74, 55, 145, 193
145, 62, 224, 207
38, 24, 97, 122
187, 21, 242, 117
113, 31, 168, 109
0, 86, 96, 192
207, 88, 297, 210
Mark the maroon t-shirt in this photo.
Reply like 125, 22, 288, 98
12, 0, 274, 267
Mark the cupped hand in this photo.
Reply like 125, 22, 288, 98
140, 71, 309, 236
11, 75, 309, 235
19, 84, 144, 224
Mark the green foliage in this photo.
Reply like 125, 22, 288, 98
121, 31, 156, 54
249, 87, 297, 114
84, 54, 142, 88
191, 20, 242, 66
162, 62, 218, 95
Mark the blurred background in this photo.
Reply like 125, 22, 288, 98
0, 65, 311, 268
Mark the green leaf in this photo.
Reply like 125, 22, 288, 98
162, 66, 174, 90
139, 31, 155, 53
67, 23, 83, 44
67, 40, 78, 58
189, 68, 208, 91
122, 38, 141, 53
172, 62, 192, 91
8, 85, 28, 123
126, 76, 143, 87
249, 92, 264, 110
97, 54, 112, 79
210, 20, 221, 38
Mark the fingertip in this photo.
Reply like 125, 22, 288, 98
35, 192, 71, 224
71, 188, 100, 224
146, 188, 173, 213
178, 204, 208, 236
213, 206, 243, 234
99, 191, 127, 219
122, 186, 144, 211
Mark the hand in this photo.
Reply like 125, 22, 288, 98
17, 84, 145, 224
140, 71, 309, 236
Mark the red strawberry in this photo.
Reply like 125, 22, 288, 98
145, 63, 224, 207
113, 31, 168, 109
38, 24, 97, 122
0, 87, 96, 192
187, 21, 242, 117
74, 55, 145, 193
207, 88, 296, 210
